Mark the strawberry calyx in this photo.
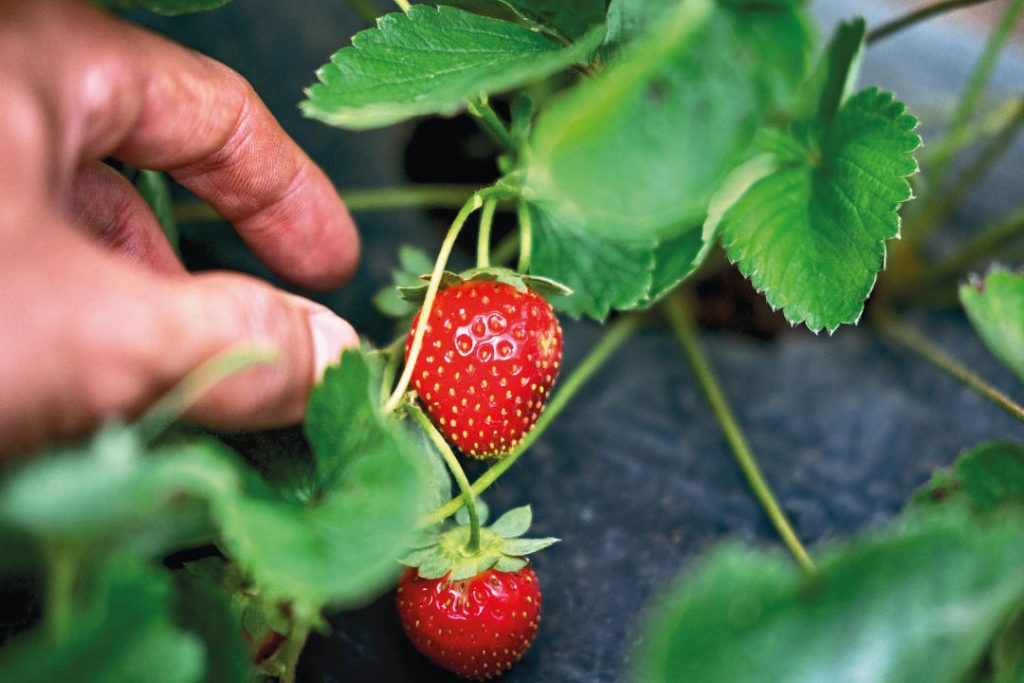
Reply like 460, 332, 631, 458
397, 266, 572, 304
400, 504, 558, 582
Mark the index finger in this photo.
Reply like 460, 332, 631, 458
23, 0, 359, 289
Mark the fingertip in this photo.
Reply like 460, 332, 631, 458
308, 307, 359, 381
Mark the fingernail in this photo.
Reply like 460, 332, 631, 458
308, 309, 359, 381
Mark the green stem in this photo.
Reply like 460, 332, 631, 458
912, 97, 1024, 239
477, 198, 497, 268
384, 195, 483, 413
173, 184, 483, 223
928, 0, 1024, 190
45, 546, 75, 642
903, 205, 1024, 295
920, 96, 1024, 167
140, 346, 278, 442
875, 314, 1024, 424
393, 0, 411, 13
409, 403, 481, 551
379, 336, 405, 407
467, 96, 517, 152
516, 200, 533, 273
423, 313, 641, 526
665, 293, 815, 573
867, 0, 994, 44
277, 619, 313, 683
345, 0, 381, 23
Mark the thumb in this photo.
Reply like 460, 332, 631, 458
175, 271, 359, 429
0, 226, 358, 455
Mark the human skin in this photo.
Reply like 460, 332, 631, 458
0, 0, 362, 456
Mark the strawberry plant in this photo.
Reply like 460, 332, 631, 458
3, 0, 1024, 682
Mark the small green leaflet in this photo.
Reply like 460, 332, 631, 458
491, 0, 607, 41
720, 88, 920, 332
0, 564, 204, 683
374, 245, 434, 319
635, 518, 1024, 683
960, 268, 1024, 383
94, 0, 230, 15
302, 6, 602, 130
523, 0, 811, 319
908, 441, 1024, 517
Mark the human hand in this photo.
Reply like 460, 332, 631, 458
0, 0, 361, 455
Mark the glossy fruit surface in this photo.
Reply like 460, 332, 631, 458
405, 280, 563, 458
397, 566, 542, 680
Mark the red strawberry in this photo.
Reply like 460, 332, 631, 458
405, 279, 563, 458
397, 565, 542, 680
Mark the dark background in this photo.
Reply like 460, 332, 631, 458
135, 2, 1024, 681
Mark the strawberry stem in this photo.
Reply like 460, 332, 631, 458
477, 197, 498, 269
384, 194, 483, 413
422, 313, 641, 526
393, 0, 411, 13
468, 96, 517, 153
874, 312, 1024, 424
516, 200, 533, 273
665, 292, 816, 573
408, 402, 482, 552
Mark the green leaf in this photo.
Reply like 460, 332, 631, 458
813, 18, 867, 123
216, 348, 430, 613
528, 202, 656, 319
491, 0, 607, 40
909, 442, 1024, 518
374, 245, 434, 319
525, 0, 811, 239
603, 0, 674, 49
991, 607, 1024, 683
489, 505, 532, 538
961, 268, 1024, 383
172, 568, 253, 683
301, 6, 602, 130
0, 563, 204, 683
720, 88, 921, 331
635, 519, 1024, 683
94, 0, 230, 15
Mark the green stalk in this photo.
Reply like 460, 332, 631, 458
912, 97, 1024, 238
423, 313, 641, 526
927, 0, 1024, 191
516, 200, 533, 273
173, 184, 482, 223
876, 314, 1024, 424
467, 97, 517, 152
384, 195, 483, 413
277, 619, 313, 683
903, 205, 1024, 295
345, 0, 381, 23
409, 403, 481, 551
378, 336, 406, 406
665, 293, 815, 573
867, 0, 994, 44
45, 546, 75, 642
477, 198, 498, 268
393, 0, 411, 13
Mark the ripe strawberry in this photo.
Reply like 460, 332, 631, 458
405, 279, 563, 458
397, 565, 542, 680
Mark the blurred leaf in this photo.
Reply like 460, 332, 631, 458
94, 0, 230, 15
374, 245, 435, 319
909, 442, 1024, 518
961, 268, 1024, 384
811, 18, 866, 123
491, 0, 607, 40
636, 519, 1024, 683
0, 563, 204, 683
526, 0, 811, 239
302, 6, 602, 130
173, 569, 254, 683
528, 203, 656, 319
720, 88, 920, 331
